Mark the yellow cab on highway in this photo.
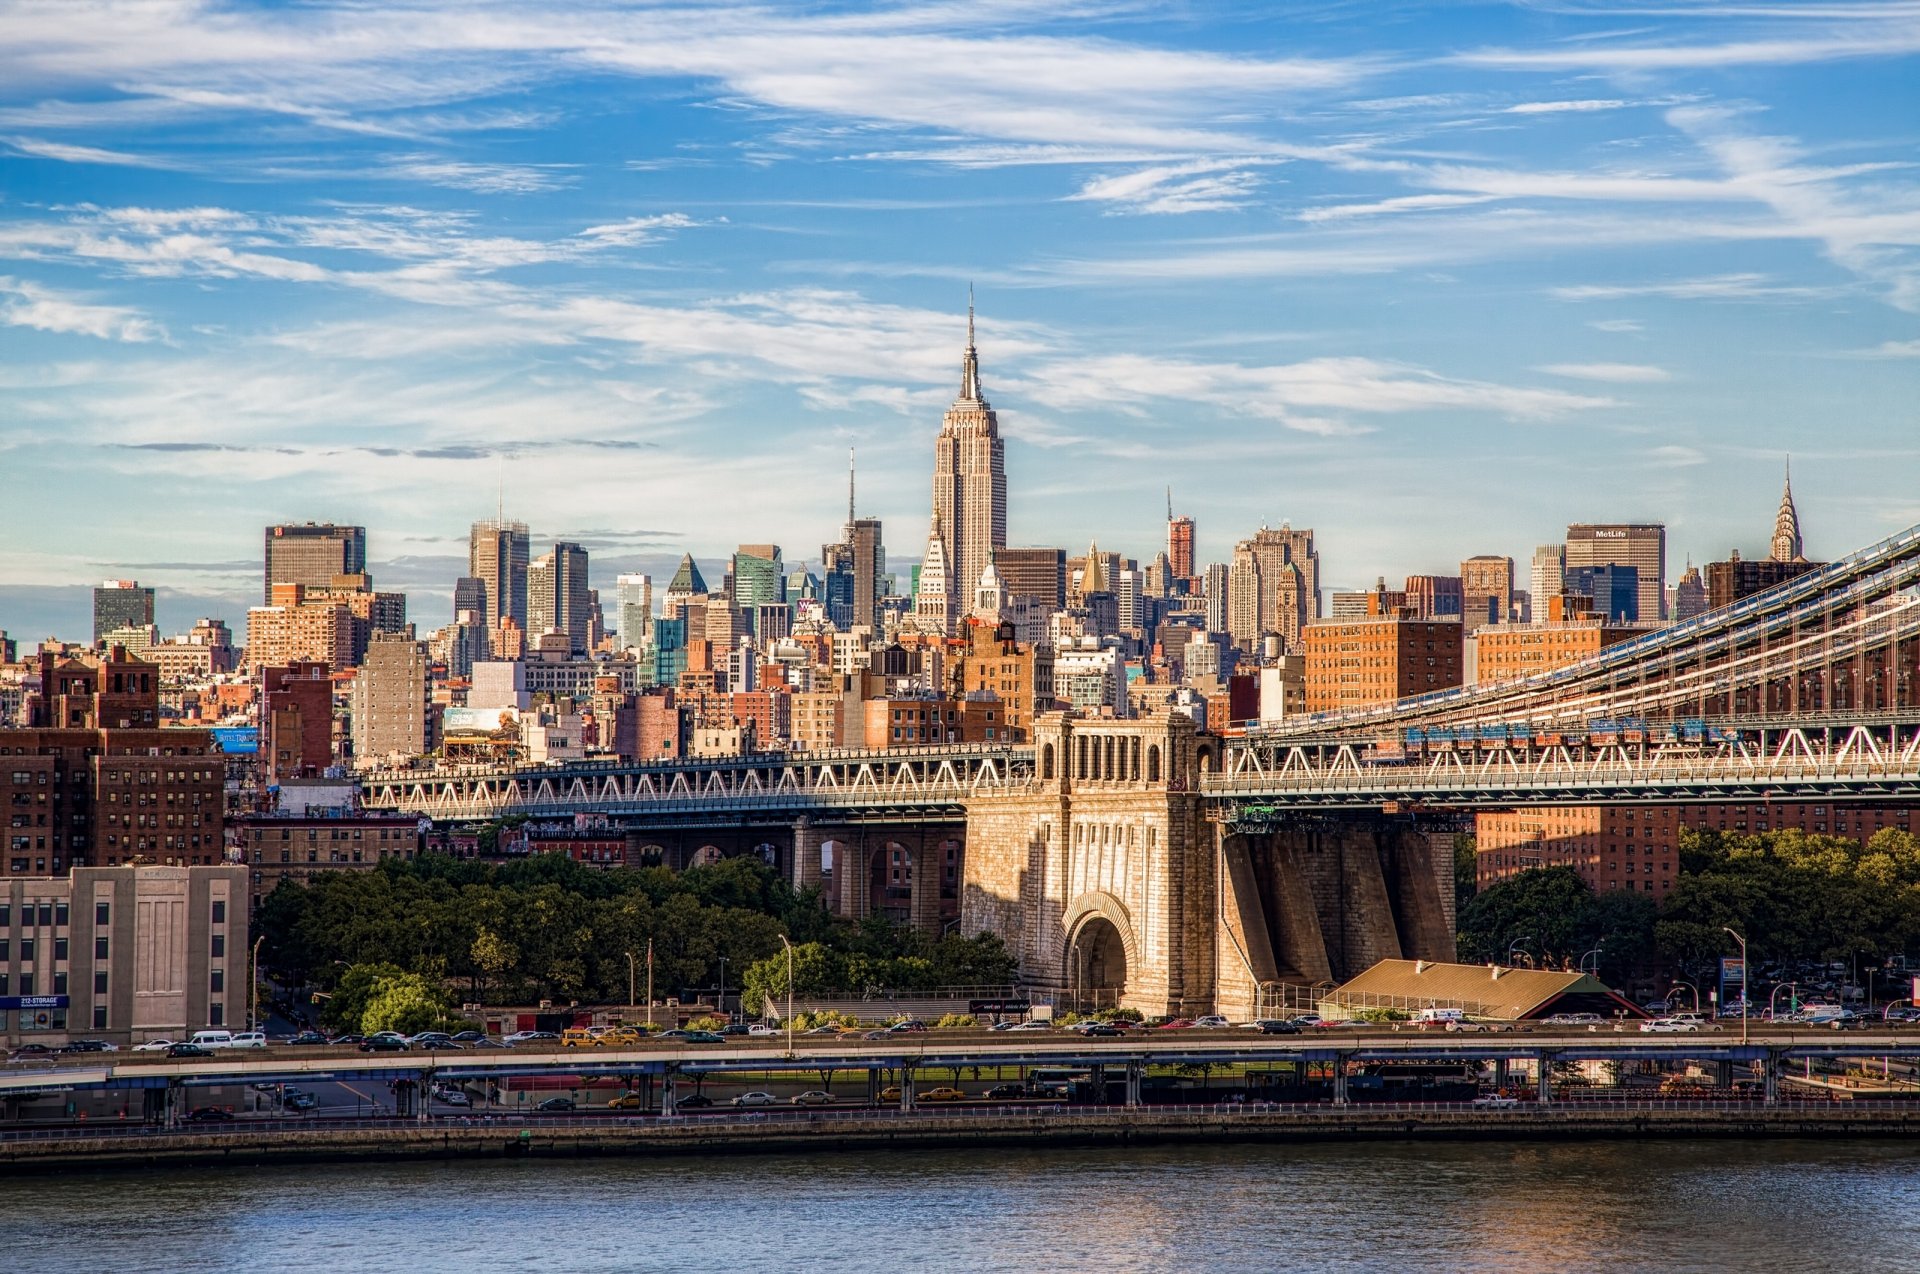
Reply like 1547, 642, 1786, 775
920, 1087, 967, 1102
605, 1090, 644, 1109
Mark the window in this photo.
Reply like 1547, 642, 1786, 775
19, 937, 34, 962
18, 973, 32, 996
210, 934, 225, 958
53, 902, 67, 927
95, 937, 108, 959
93, 1006, 108, 1029
211, 900, 226, 924
97, 900, 112, 927
53, 937, 67, 961
37, 903, 52, 928
210, 969, 224, 993
52, 972, 67, 995
0, 904, 8, 927
93, 972, 107, 995
209, 1003, 224, 1026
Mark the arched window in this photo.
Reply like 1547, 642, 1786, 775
1130, 737, 1142, 782
1146, 745, 1161, 783
1041, 742, 1056, 780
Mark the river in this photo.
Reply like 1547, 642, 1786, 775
14, 1138, 1918, 1271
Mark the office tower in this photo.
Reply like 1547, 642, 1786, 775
1566, 523, 1665, 624
1228, 543, 1261, 650
351, 632, 435, 766
264, 523, 366, 603
1167, 490, 1196, 580
615, 574, 653, 649
453, 576, 487, 618
1203, 562, 1230, 633
528, 541, 591, 653
1529, 544, 1566, 610
1232, 524, 1319, 651
1460, 555, 1514, 629
731, 544, 785, 632
663, 554, 709, 616
930, 296, 1007, 614
1403, 575, 1463, 620
1671, 564, 1708, 622
822, 450, 887, 633
995, 547, 1066, 610
913, 515, 956, 634
651, 616, 687, 687
92, 580, 154, 646
468, 519, 530, 631
1772, 464, 1804, 562
1564, 564, 1639, 624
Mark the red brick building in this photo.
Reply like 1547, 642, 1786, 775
1302, 614, 1463, 713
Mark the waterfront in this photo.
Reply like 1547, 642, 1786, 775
14, 1139, 1920, 1272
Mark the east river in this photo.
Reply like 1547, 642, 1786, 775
15, 1139, 1920, 1271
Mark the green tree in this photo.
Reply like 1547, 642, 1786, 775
1456, 867, 1593, 965
361, 971, 458, 1035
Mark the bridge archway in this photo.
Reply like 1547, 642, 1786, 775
690, 845, 724, 868
870, 841, 914, 923
1064, 892, 1138, 1012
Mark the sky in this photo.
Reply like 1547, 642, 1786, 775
1, 0, 1917, 641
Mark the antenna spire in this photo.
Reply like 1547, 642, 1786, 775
847, 446, 857, 528
959, 286, 982, 401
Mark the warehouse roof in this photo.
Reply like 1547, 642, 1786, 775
1322, 959, 1644, 1021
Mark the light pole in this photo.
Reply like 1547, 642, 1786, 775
624, 950, 637, 1015
777, 934, 795, 1058
1508, 936, 1533, 967
1672, 980, 1701, 1016
717, 956, 729, 1021
1723, 927, 1748, 1045
251, 935, 265, 1032
1770, 982, 1798, 1022
1579, 943, 1605, 976
645, 940, 655, 1030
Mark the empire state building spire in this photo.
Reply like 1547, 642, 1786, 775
931, 290, 1007, 613
1772, 459, 1803, 562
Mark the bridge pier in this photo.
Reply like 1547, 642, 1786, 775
1537, 1053, 1556, 1104
1332, 1061, 1350, 1107
1763, 1051, 1779, 1105
660, 1067, 678, 1116
900, 1067, 916, 1112
1124, 1062, 1142, 1108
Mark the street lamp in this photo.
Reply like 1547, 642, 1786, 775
645, 940, 655, 1030
251, 935, 266, 1032
1508, 936, 1533, 967
1723, 927, 1748, 1045
624, 950, 637, 1014
1579, 943, 1605, 976
717, 956, 729, 1021
1769, 982, 1798, 1022
1671, 980, 1701, 1016
777, 934, 795, 1058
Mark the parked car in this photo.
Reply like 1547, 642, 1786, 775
733, 1091, 778, 1107
1641, 1018, 1701, 1034
503, 1031, 560, 1046
1192, 1015, 1231, 1029
747, 1024, 778, 1037
166, 1043, 214, 1058
284, 1090, 318, 1111
791, 1090, 837, 1105
1472, 1094, 1520, 1109
433, 1087, 472, 1107
985, 1084, 1027, 1099
1252, 1020, 1300, 1035
132, 1038, 178, 1052
535, 1097, 576, 1112
228, 1032, 268, 1050
286, 1031, 329, 1047
920, 1087, 967, 1102
185, 1106, 235, 1122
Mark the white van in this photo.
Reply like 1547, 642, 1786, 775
1415, 1008, 1467, 1026
228, 1032, 268, 1049
189, 1030, 235, 1049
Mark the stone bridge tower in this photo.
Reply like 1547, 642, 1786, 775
961, 711, 1218, 1016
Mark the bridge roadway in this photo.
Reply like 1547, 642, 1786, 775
8, 1027, 1918, 1097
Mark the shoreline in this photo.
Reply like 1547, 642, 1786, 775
8, 1103, 1920, 1174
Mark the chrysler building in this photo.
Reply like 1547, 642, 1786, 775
931, 294, 1007, 611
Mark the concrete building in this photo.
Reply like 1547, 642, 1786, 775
1566, 523, 1665, 626
1301, 615, 1464, 713
1671, 564, 1708, 622
239, 811, 421, 901
1529, 544, 1565, 611
1473, 611, 1639, 684
1460, 555, 1514, 630
1232, 525, 1319, 651
244, 585, 355, 673
350, 634, 434, 767
527, 541, 592, 655
0, 864, 249, 1048
614, 574, 653, 650
930, 300, 1007, 618
469, 519, 530, 633
92, 581, 154, 647
264, 523, 366, 604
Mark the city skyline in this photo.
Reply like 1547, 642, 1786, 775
4, 2, 1919, 638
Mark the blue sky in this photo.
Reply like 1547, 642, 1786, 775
1, 0, 1917, 639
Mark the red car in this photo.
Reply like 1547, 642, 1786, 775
1157, 1018, 1195, 1030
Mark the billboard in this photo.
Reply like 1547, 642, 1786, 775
1719, 957, 1748, 1009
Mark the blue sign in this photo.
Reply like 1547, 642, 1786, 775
211, 727, 258, 755
0, 996, 69, 1010
1719, 957, 1747, 1009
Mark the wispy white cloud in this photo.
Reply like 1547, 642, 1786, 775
1649, 444, 1708, 468
1537, 362, 1671, 382
1066, 160, 1272, 215
0, 275, 164, 342
1844, 338, 1920, 358
1588, 318, 1645, 332
1505, 99, 1629, 115
1297, 193, 1497, 222
376, 155, 577, 195
1551, 272, 1837, 301
3, 134, 174, 167
577, 214, 702, 246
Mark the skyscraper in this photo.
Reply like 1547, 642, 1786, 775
1772, 463, 1804, 562
615, 574, 653, 649
1460, 555, 1514, 629
528, 541, 591, 653
1529, 543, 1566, 610
1167, 490, 1196, 581
1234, 524, 1320, 651
92, 580, 154, 645
264, 523, 366, 603
912, 514, 955, 634
1566, 523, 1665, 625
732, 544, 786, 630
468, 519, 530, 632
930, 295, 1007, 614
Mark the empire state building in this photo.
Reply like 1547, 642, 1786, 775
931, 297, 1007, 606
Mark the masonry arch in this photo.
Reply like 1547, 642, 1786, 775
870, 840, 913, 923
1064, 891, 1139, 1012
1041, 743, 1055, 781
690, 844, 724, 868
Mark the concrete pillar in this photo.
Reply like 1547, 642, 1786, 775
1124, 1062, 1143, 1108
661, 1068, 678, 1116
1714, 1060, 1734, 1089
1763, 1051, 1779, 1105
793, 818, 822, 894
1332, 1061, 1349, 1107
910, 830, 942, 937
901, 1067, 916, 1112
1536, 1053, 1554, 1104
1090, 1063, 1107, 1105
867, 1067, 881, 1107
418, 1070, 433, 1123
1493, 1059, 1509, 1091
